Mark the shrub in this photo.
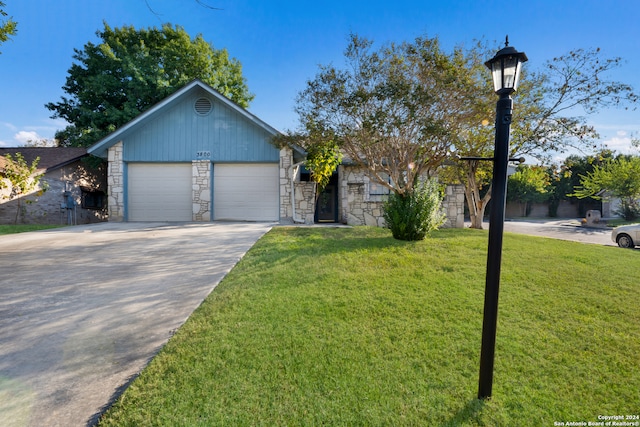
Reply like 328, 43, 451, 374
615, 199, 640, 221
383, 179, 446, 241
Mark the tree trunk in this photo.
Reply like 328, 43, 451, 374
14, 198, 21, 225
464, 163, 492, 229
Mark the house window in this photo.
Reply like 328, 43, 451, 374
369, 180, 391, 196
367, 175, 391, 202
81, 189, 105, 209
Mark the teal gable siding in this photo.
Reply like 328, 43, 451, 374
122, 87, 279, 163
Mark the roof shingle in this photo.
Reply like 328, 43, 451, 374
0, 147, 87, 173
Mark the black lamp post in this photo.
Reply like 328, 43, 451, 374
478, 37, 527, 400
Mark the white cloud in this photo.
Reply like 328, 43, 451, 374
15, 131, 43, 145
604, 130, 638, 155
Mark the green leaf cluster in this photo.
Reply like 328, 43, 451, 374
572, 155, 640, 219
47, 22, 253, 147
0, 1, 17, 53
1, 152, 47, 224
1, 152, 42, 197
304, 141, 342, 194
507, 165, 550, 204
382, 179, 446, 240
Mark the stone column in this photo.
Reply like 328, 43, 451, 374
107, 141, 124, 221
443, 184, 465, 228
279, 148, 293, 221
192, 160, 211, 221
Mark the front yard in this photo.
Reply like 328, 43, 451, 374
98, 226, 638, 426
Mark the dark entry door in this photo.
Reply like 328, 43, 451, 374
315, 184, 338, 222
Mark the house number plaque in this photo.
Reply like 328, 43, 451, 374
196, 151, 211, 159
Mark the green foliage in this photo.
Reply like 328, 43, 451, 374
383, 179, 446, 240
1, 153, 47, 224
573, 155, 640, 220
448, 43, 638, 228
0, 1, 17, 53
295, 33, 470, 197
544, 150, 613, 216
616, 200, 640, 221
304, 141, 342, 195
507, 165, 550, 216
274, 121, 343, 195
46, 22, 253, 147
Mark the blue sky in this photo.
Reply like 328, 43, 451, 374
1, 0, 638, 161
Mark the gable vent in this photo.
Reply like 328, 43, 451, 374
194, 97, 213, 115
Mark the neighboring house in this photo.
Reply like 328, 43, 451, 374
88, 79, 465, 227
0, 147, 107, 224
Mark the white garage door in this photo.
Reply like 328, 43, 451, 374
128, 163, 192, 221
214, 163, 279, 221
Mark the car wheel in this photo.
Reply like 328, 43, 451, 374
617, 233, 635, 248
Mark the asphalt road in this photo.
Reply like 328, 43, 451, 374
0, 222, 273, 427
500, 219, 615, 246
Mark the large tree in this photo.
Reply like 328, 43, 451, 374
0, 1, 17, 53
447, 44, 639, 228
573, 155, 640, 220
293, 34, 473, 198
47, 22, 253, 147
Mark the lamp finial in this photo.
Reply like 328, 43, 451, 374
505, 35, 509, 47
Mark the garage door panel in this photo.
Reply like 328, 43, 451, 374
214, 164, 278, 221
128, 163, 192, 221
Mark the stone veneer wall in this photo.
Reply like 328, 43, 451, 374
279, 148, 465, 228
339, 165, 465, 228
293, 182, 316, 224
280, 148, 316, 224
107, 141, 124, 221
192, 160, 211, 221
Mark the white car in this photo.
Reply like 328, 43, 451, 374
611, 224, 640, 248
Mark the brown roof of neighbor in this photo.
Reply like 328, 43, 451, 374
0, 147, 87, 173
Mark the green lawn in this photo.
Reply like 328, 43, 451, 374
98, 227, 639, 426
0, 224, 63, 235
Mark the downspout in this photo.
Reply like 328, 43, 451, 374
290, 161, 306, 224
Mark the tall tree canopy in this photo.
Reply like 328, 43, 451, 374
442, 44, 638, 228
47, 22, 254, 147
0, 1, 17, 53
292, 34, 474, 198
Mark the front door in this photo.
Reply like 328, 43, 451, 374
315, 173, 339, 222
316, 185, 337, 222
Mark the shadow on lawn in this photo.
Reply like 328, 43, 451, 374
443, 399, 486, 426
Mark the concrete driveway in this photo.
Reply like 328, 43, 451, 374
0, 221, 273, 427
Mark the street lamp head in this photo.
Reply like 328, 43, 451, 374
485, 36, 528, 95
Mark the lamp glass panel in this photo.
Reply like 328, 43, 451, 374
502, 56, 518, 89
513, 61, 523, 91
491, 60, 502, 93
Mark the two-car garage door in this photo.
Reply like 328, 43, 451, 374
127, 163, 278, 222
